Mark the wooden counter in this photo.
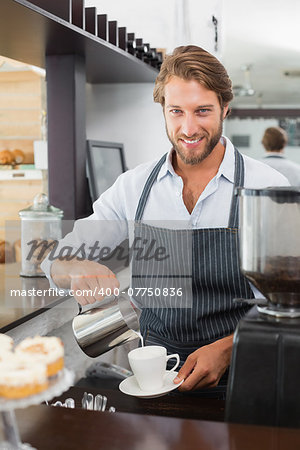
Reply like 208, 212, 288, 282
54, 384, 226, 422
9, 386, 300, 450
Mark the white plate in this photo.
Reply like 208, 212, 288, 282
119, 370, 184, 398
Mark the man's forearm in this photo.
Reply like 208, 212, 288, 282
50, 259, 73, 289
211, 333, 234, 367
175, 332, 235, 390
50, 258, 119, 305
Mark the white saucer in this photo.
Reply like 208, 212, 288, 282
119, 370, 183, 398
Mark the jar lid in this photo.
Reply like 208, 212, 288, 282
19, 193, 64, 218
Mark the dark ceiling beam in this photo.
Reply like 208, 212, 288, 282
229, 109, 300, 119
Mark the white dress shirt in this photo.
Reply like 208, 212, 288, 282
42, 136, 289, 292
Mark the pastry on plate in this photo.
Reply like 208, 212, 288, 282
0, 354, 48, 399
16, 336, 64, 377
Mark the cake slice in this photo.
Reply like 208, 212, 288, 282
0, 354, 48, 399
16, 336, 64, 377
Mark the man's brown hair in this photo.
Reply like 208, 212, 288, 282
262, 127, 288, 152
153, 45, 233, 111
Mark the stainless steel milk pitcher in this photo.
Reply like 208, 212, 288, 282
72, 294, 140, 357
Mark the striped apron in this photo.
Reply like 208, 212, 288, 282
131, 148, 253, 396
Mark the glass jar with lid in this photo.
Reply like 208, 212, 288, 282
19, 193, 63, 277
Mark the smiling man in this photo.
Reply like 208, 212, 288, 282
164, 78, 226, 165
43, 45, 289, 397
162, 76, 229, 215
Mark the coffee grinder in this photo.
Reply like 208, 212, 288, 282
225, 187, 300, 428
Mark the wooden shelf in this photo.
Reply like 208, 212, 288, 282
0, 0, 159, 219
0, 169, 42, 180
0, 0, 158, 83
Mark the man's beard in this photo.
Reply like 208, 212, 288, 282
166, 117, 223, 166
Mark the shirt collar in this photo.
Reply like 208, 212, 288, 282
217, 136, 235, 183
157, 148, 177, 181
264, 152, 285, 159
157, 135, 235, 183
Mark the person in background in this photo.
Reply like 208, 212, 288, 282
261, 126, 300, 186
42, 45, 289, 396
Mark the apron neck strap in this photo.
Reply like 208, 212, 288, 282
135, 153, 167, 221
134, 147, 245, 227
228, 147, 245, 228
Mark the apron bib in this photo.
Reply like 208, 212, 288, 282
131, 148, 253, 394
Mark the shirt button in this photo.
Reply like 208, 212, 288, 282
176, 191, 181, 197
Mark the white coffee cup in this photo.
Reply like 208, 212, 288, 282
128, 345, 180, 391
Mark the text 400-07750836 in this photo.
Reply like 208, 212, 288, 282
72, 287, 184, 298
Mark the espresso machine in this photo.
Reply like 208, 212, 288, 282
225, 187, 300, 428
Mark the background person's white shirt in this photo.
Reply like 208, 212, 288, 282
262, 152, 300, 186
42, 136, 289, 297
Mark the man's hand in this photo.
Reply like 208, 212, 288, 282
173, 334, 233, 391
51, 259, 120, 305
